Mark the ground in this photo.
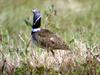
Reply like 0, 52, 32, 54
0, 0, 100, 75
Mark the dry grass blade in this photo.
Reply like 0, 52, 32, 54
0, 33, 2, 43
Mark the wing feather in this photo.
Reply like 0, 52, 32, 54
37, 29, 70, 50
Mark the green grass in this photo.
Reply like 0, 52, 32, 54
0, 0, 100, 75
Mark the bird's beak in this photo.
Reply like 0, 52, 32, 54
32, 8, 37, 13
32, 9, 35, 13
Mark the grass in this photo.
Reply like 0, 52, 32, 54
0, 0, 100, 75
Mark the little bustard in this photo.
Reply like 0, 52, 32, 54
31, 9, 70, 55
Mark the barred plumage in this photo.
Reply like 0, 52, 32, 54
31, 9, 70, 55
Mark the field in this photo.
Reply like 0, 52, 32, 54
0, 0, 100, 75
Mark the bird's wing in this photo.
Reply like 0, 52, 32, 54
37, 29, 70, 50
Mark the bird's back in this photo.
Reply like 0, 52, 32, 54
32, 29, 70, 50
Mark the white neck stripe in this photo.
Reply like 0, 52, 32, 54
34, 16, 41, 25
32, 28, 41, 32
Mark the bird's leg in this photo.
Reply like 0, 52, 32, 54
50, 49, 60, 69
43, 48, 50, 75
50, 49, 55, 56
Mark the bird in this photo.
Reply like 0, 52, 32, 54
31, 9, 70, 55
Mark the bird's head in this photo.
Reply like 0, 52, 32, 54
32, 9, 41, 29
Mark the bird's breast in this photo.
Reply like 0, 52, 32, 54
31, 32, 38, 44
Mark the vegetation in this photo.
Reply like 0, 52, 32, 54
0, 0, 100, 75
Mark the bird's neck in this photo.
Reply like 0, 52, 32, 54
32, 28, 41, 33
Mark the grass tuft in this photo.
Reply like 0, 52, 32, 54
0, 0, 100, 75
